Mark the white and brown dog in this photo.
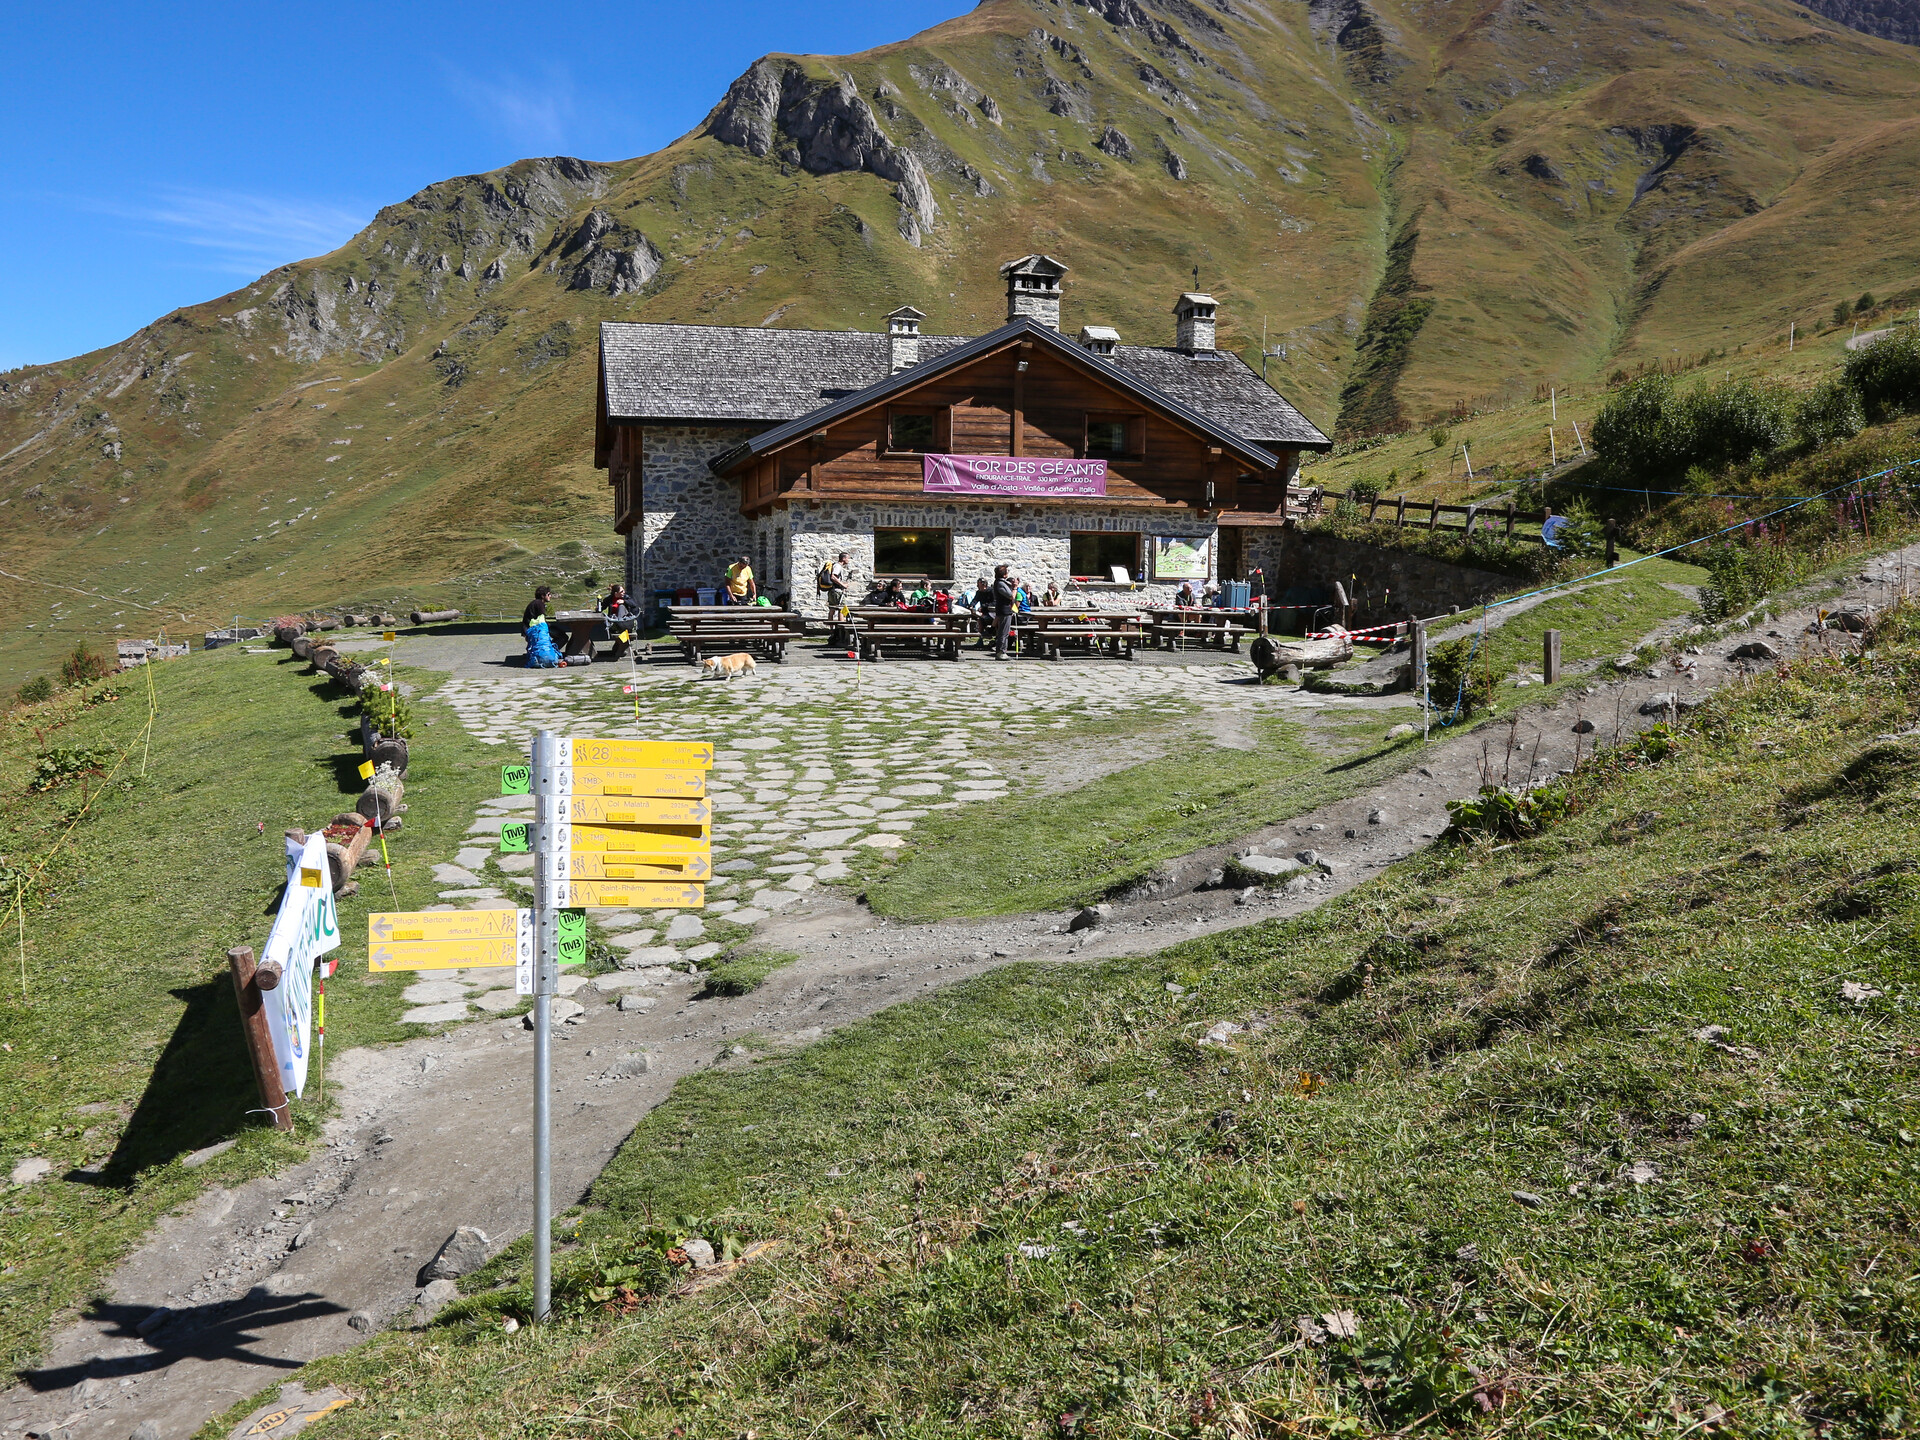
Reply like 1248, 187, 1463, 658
700, 652, 757, 680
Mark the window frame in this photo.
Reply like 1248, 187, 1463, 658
1069, 530, 1143, 583
873, 526, 953, 580
883, 406, 948, 457
1082, 410, 1145, 461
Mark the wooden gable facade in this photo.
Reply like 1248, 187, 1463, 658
718, 330, 1295, 522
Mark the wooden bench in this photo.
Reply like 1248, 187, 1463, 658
1145, 608, 1248, 652
666, 607, 804, 664
1025, 609, 1144, 661
848, 609, 968, 661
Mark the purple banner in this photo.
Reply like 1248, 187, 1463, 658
922, 453, 1108, 497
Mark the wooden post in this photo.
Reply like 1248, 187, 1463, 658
1429, 498, 1441, 530
1367, 493, 1380, 522
1505, 502, 1515, 538
1543, 629, 1562, 685
1395, 494, 1406, 527
1604, 518, 1619, 568
1410, 618, 1428, 699
227, 945, 292, 1130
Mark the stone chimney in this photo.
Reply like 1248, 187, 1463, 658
1077, 324, 1119, 359
885, 305, 926, 372
1000, 254, 1069, 330
1174, 292, 1218, 353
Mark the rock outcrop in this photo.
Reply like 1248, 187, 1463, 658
706, 60, 938, 243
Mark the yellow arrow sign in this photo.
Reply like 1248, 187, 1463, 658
564, 795, 710, 826
368, 910, 522, 944
569, 738, 713, 769
567, 766, 707, 798
566, 879, 704, 909
569, 823, 708, 854
569, 852, 710, 881
369, 937, 520, 972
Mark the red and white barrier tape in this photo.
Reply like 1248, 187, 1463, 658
1302, 622, 1406, 641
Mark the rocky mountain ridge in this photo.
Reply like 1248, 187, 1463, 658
1, 0, 1916, 677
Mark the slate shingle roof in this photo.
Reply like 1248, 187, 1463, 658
598, 319, 1330, 449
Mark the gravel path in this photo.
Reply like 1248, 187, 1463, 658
7, 555, 1912, 1440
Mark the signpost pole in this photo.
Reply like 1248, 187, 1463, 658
530, 728, 560, 1323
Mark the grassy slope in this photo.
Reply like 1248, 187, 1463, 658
4, 0, 1918, 684
0, 647, 505, 1374
269, 604, 1920, 1439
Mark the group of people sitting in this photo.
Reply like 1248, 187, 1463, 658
520, 583, 637, 669
1173, 580, 1227, 608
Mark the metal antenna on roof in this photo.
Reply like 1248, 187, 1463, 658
1193, 266, 1201, 292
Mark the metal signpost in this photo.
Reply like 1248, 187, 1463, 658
363, 728, 710, 1323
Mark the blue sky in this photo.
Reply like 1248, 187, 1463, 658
0, 0, 967, 370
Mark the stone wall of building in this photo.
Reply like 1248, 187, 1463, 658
782, 501, 1220, 618
628, 424, 762, 603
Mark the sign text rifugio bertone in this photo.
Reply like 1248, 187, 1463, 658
521, 730, 710, 1320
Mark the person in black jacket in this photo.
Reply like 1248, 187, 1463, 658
522, 585, 555, 630
992, 564, 1017, 660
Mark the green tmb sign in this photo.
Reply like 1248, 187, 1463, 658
500, 763, 531, 795
557, 908, 587, 967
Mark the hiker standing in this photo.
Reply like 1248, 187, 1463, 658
817, 551, 851, 620
992, 564, 1017, 661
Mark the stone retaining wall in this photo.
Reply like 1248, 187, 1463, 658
1240, 526, 1518, 626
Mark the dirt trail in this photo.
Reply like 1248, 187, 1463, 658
6, 553, 1911, 1440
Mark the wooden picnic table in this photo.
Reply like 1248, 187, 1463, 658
666, 607, 804, 664
846, 607, 971, 661
549, 610, 611, 663
1022, 608, 1145, 661
1144, 607, 1249, 652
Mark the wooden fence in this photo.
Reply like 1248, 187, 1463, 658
1285, 487, 1553, 545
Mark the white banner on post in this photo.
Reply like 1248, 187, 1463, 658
261, 833, 342, 1099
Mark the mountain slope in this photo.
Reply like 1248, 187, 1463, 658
2, 0, 1917, 681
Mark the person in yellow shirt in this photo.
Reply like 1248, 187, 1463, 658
722, 555, 757, 606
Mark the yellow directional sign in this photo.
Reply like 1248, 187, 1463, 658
370, 937, 519, 972
566, 879, 704, 909
569, 852, 710, 881
568, 766, 707, 798
564, 795, 709, 826
569, 738, 712, 769
365, 909, 529, 972
569, 823, 708, 855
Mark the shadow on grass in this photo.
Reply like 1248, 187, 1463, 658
83, 979, 265, 1189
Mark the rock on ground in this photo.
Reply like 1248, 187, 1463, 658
420, 1226, 491, 1283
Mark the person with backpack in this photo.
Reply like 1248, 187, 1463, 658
816, 551, 851, 619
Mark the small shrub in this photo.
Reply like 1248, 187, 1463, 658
1843, 326, 1920, 422
1685, 378, 1794, 470
30, 743, 117, 793
59, 644, 115, 686
1696, 535, 1807, 622
1427, 425, 1450, 449
1834, 299, 1854, 327
15, 675, 55, 707
1348, 479, 1381, 506
1428, 636, 1494, 717
1796, 378, 1866, 447
1591, 373, 1683, 479
1446, 783, 1572, 841
1857, 291, 1876, 313
356, 684, 415, 739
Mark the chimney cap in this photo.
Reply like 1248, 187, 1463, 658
1078, 324, 1120, 343
999, 253, 1070, 284
885, 305, 926, 334
1174, 292, 1217, 315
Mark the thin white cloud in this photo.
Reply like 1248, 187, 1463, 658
72, 187, 370, 275
440, 61, 576, 151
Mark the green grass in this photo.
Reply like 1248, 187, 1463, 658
0, 645, 505, 1375
252, 603, 1920, 1438
699, 949, 800, 998
860, 704, 1425, 920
